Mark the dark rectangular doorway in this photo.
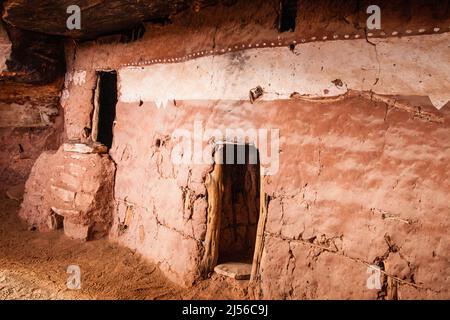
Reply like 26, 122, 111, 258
94, 71, 117, 149
218, 143, 260, 264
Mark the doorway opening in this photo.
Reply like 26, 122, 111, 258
218, 143, 260, 264
92, 71, 117, 149
202, 143, 261, 280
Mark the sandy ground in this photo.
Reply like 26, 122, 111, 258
0, 197, 249, 300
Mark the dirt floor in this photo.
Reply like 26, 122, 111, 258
0, 197, 249, 300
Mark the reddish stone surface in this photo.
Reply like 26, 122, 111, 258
0, 125, 63, 194
8, 2, 450, 299
19, 146, 116, 240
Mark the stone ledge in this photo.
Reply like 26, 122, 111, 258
63, 142, 107, 154
64, 219, 89, 241
51, 207, 80, 219
214, 262, 252, 280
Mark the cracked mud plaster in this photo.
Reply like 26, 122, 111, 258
110, 136, 210, 286
99, 88, 450, 293
58, 7, 450, 293
258, 230, 439, 300
51, 97, 450, 293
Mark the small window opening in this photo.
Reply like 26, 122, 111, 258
278, 0, 298, 32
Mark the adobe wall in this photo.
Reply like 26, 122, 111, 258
60, 3, 450, 296
105, 95, 450, 297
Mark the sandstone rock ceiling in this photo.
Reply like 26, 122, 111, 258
2, 0, 449, 39
0, 0, 449, 91
3, 0, 223, 39
1, 0, 225, 83
3, 27, 65, 83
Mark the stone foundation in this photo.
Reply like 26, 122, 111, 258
19, 144, 115, 240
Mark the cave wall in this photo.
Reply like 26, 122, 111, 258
0, 22, 10, 71
0, 125, 62, 194
58, 2, 449, 296
0, 82, 64, 195
0, 50, 63, 196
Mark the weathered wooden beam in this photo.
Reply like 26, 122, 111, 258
0, 102, 58, 127
0, 79, 62, 127
200, 147, 224, 276
0, 22, 11, 71
91, 75, 101, 142
0, 79, 62, 103
250, 168, 268, 282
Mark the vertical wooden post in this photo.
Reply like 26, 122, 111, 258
250, 166, 268, 281
200, 146, 224, 276
91, 75, 101, 142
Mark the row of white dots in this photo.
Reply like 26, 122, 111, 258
119, 26, 449, 68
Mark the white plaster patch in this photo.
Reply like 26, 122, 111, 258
61, 89, 70, 102
119, 34, 450, 109
60, 72, 73, 105
69, 70, 87, 86
429, 94, 450, 110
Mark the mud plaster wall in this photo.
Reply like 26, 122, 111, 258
66, 88, 450, 296
63, 6, 450, 296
